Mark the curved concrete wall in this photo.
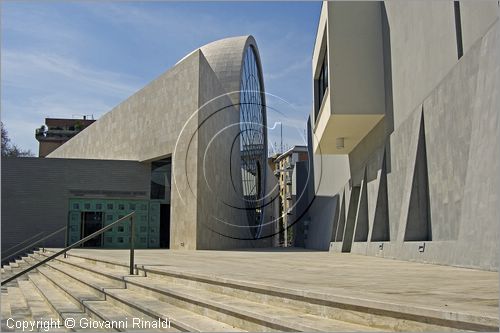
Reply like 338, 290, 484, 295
46, 36, 272, 250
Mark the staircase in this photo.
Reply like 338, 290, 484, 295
1, 250, 496, 332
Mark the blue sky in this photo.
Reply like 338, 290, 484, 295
1, 1, 321, 155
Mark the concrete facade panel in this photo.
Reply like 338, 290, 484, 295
48, 51, 202, 162
313, 153, 350, 197
386, 107, 422, 242
452, 20, 500, 270
195, 53, 256, 249
349, 19, 500, 270
422, 36, 480, 241
384, 1, 458, 128
328, 1, 386, 116
460, 2, 499, 55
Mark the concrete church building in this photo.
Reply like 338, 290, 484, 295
301, 1, 499, 270
2, 36, 275, 252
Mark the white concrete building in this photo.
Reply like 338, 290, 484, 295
3, 36, 276, 251
304, 1, 499, 270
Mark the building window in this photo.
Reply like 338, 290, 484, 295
239, 45, 267, 239
151, 158, 172, 201
454, 1, 463, 59
315, 49, 328, 121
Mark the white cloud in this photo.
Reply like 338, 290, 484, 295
1, 2, 319, 155
2, 50, 141, 98
1, 49, 143, 153
266, 56, 311, 81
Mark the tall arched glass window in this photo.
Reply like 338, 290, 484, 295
240, 45, 266, 238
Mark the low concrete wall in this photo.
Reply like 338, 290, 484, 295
1, 157, 150, 255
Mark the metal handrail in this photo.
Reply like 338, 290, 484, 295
2, 227, 67, 263
2, 231, 45, 257
1, 212, 135, 286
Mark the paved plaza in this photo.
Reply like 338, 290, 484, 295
66, 248, 498, 324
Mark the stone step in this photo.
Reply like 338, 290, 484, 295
36, 250, 131, 276
1, 289, 12, 318
1, 289, 14, 332
7, 286, 31, 321
105, 288, 244, 332
36, 266, 105, 304
35, 255, 248, 331
125, 275, 378, 332
17, 280, 68, 332
34, 252, 133, 285
1, 257, 38, 286
34, 256, 240, 332
35, 261, 178, 332
83, 300, 178, 332
137, 265, 495, 332
27, 272, 106, 331
38, 258, 125, 292
36, 249, 498, 332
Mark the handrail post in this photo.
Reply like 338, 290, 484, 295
64, 226, 68, 259
129, 214, 135, 275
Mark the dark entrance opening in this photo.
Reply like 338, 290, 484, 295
81, 212, 103, 247
159, 204, 170, 248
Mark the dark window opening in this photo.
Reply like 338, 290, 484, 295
159, 204, 171, 248
314, 49, 329, 121
454, 1, 463, 59
256, 161, 262, 198
151, 158, 172, 201
81, 212, 103, 247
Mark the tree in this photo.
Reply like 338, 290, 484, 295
1, 122, 34, 157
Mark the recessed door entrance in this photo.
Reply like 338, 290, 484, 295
81, 212, 103, 247
159, 204, 170, 249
